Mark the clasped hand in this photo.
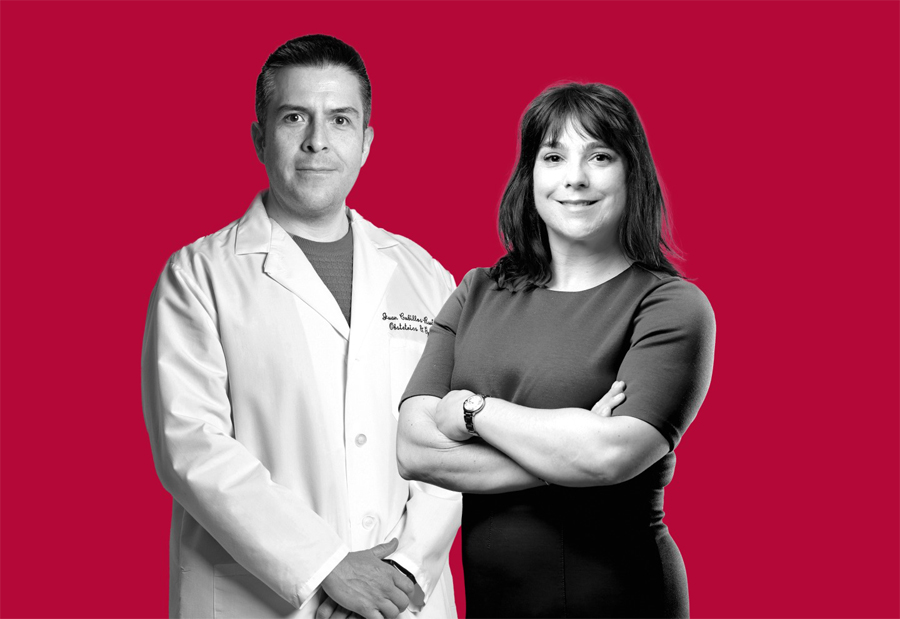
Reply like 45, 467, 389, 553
317, 538, 415, 619
434, 381, 627, 442
434, 390, 476, 442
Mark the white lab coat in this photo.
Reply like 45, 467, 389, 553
141, 192, 461, 619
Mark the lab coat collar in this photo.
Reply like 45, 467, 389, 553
234, 191, 400, 343
347, 210, 398, 358
234, 191, 400, 254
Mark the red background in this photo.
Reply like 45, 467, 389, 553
2, 2, 898, 617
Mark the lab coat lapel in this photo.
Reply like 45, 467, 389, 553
262, 222, 351, 341
348, 213, 397, 358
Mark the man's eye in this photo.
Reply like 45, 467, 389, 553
334, 116, 349, 126
285, 113, 302, 123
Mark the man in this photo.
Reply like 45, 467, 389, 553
141, 35, 461, 619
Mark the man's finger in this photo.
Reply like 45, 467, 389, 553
391, 569, 415, 596
375, 598, 402, 619
384, 584, 410, 615
370, 538, 399, 559
315, 596, 337, 619
331, 605, 353, 619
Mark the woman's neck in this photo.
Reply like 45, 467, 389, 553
547, 244, 632, 292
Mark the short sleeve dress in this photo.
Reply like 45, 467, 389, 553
402, 264, 716, 618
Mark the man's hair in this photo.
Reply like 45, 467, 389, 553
255, 34, 372, 128
489, 82, 681, 292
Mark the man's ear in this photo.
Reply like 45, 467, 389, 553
251, 122, 266, 164
360, 125, 375, 168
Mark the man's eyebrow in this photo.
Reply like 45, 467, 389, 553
275, 103, 361, 117
329, 106, 361, 118
274, 104, 311, 116
273, 104, 361, 118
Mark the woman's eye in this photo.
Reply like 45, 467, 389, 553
592, 152, 612, 162
544, 154, 562, 163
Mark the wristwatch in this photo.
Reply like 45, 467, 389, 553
463, 394, 488, 436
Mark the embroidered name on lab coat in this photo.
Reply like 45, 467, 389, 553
382, 311, 434, 334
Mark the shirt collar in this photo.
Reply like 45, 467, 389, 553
235, 190, 399, 255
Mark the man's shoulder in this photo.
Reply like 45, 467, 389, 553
167, 193, 268, 272
353, 212, 453, 285
165, 217, 244, 276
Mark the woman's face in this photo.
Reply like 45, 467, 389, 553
533, 120, 627, 254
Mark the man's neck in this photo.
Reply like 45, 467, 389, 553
263, 192, 350, 242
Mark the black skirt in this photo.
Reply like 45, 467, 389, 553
461, 483, 688, 618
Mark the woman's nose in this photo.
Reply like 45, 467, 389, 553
301, 119, 329, 153
564, 162, 589, 188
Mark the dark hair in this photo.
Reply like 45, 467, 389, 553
255, 34, 372, 128
489, 83, 680, 292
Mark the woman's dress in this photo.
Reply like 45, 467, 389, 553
402, 265, 715, 618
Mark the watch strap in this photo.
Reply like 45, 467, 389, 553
382, 559, 417, 585
464, 394, 488, 436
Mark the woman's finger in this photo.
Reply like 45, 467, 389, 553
591, 381, 626, 415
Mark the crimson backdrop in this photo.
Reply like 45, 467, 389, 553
2, 2, 898, 618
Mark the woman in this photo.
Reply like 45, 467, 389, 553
396, 83, 715, 618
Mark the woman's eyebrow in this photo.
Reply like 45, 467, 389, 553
539, 139, 611, 149
584, 140, 610, 149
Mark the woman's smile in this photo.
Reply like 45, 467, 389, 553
533, 120, 627, 251
556, 199, 599, 206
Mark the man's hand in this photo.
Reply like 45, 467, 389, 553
434, 390, 475, 441
319, 538, 415, 619
313, 595, 361, 619
313, 595, 356, 619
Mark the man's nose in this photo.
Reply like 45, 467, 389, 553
564, 161, 589, 188
301, 119, 328, 153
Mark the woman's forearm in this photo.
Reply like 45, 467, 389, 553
472, 399, 668, 487
397, 396, 544, 493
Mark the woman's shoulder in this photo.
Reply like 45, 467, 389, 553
457, 267, 497, 293
629, 265, 715, 327
439, 267, 495, 309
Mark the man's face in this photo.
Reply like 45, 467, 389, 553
252, 65, 374, 222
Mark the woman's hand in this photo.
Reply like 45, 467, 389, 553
590, 381, 626, 417
434, 389, 475, 442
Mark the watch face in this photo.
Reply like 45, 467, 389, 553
463, 394, 485, 412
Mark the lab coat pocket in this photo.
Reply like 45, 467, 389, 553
213, 563, 296, 618
389, 337, 427, 419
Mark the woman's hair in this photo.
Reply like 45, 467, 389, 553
489, 82, 681, 292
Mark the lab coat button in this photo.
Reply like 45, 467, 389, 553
355, 434, 367, 446
362, 515, 376, 529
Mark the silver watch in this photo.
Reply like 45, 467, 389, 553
463, 394, 488, 436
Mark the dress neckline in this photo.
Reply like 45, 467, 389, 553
542, 263, 636, 295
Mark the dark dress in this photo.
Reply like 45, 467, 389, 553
402, 265, 716, 618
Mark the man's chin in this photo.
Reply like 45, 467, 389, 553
283, 190, 345, 218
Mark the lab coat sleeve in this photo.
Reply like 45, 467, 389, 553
387, 482, 462, 612
434, 259, 457, 295
141, 256, 349, 609
387, 258, 461, 612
